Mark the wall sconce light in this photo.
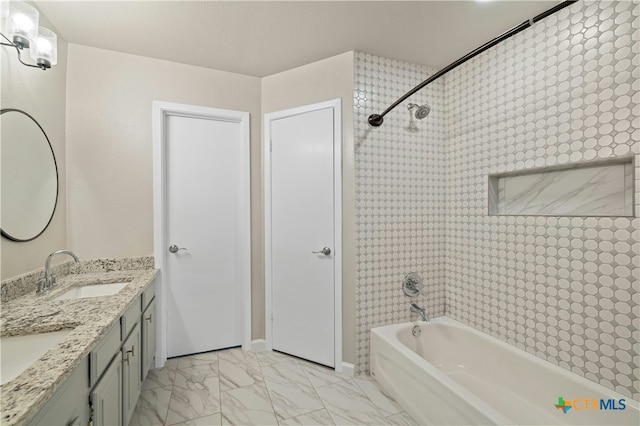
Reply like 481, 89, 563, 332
0, 0, 58, 70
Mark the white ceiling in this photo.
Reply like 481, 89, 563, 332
35, 0, 558, 77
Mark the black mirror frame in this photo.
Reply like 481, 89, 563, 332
0, 108, 59, 242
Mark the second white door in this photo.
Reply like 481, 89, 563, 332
267, 101, 341, 368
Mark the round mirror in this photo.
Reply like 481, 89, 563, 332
1, 109, 58, 241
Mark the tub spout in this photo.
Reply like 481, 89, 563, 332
410, 303, 429, 322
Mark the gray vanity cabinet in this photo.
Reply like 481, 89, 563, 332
30, 279, 156, 426
90, 307, 143, 426
142, 298, 156, 381
90, 354, 122, 426
30, 357, 90, 426
122, 322, 142, 425
90, 300, 145, 426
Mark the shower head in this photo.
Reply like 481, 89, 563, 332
408, 103, 431, 120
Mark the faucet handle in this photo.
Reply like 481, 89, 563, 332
36, 277, 46, 293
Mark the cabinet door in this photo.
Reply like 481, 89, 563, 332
91, 355, 122, 426
122, 322, 141, 426
142, 298, 156, 381
30, 357, 90, 426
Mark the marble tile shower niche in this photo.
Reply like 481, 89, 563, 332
488, 157, 635, 217
354, 0, 639, 400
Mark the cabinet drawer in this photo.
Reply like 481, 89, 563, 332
121, 300, 141, 340
90, 323, 120, 387
141, 279, 156, 310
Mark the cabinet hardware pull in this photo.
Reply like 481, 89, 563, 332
145, 314, 152, 322
127, 345, 135, 357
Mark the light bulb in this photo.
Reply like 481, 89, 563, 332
36, 37, 51, 53
11, 12, 34, 32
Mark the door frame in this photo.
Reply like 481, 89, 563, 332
264, 99, 343, 371
152, 101, 252, 367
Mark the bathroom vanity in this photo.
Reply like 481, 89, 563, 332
0, 265, 157, 426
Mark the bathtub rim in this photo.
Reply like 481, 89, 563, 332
370, 316, 639, 409
371, 318, 513, 424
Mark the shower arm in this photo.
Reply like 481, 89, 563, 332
367, 0, 578, 127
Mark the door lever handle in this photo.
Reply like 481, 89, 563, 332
312, 247, 331, 256
169, 245, 187, 253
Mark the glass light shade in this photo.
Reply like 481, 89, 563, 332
5, 0, 39, 48
29, 26, 57, 68
0, 0, 9, 21
0, 2, 9, 31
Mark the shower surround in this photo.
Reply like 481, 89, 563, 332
354, 53, 448, 373
354, 0, 639, 400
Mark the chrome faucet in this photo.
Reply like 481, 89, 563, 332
38, 250, 80, 294
410, 303, 429, 322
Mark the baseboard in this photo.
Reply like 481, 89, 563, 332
341, 362, 355, 376
251, 339, 266, 351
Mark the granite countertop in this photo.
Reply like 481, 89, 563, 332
0, 268, 158, 425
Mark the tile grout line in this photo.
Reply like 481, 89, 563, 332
296, 358, 346, 426
254, 352, 283, 425
162, 381, 175, 426
166, 356, 221, 425
165, 359, 183, 426
217, 352, 222, 426
351, 376, 401, 421
290, 358, 336, 425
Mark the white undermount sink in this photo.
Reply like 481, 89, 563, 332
55, 282, 128, 301
0, 329, 73, 385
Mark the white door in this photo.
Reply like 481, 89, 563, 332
164, 111, 249, 358
267, 101, 341, 368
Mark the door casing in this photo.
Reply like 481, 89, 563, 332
153, 101, 252, 368
264, 99, 343, 372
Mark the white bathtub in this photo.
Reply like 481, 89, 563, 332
370, 317, 639, 425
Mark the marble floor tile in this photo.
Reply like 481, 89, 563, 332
165, 364, 221, 425
142, 365, 177, 391
279, 409, 336, 426
218, 348, 263, 391
221, 383, 278, 425
262, 361, 323, 419
168, 413, 222, 426
218, 347, 259, 365
261, 360, 311, 387
386, 412, 419, 425
129, 386, 172, 426
165, 357, 180, 368
255, 350, 296, 366
134, 351, 400, 426
300, 362, 347, 388
174, 351, 220, 369
315, 379, 388, 426
353, 375, 403, 417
